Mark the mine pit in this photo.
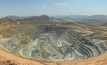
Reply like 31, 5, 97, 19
0, 24, 107, 62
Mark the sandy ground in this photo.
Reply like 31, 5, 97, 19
0, 48, 107, 65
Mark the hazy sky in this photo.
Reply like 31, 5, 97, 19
0, 0, 107, 17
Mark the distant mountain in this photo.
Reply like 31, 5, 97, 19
0, 15, 71, 25
5, 15, 26, 20
3, 15, 107, 21
53, 15, 107, 21
53, 15, 107, 24
53, 15, 88, 20
4, 15, 51, 20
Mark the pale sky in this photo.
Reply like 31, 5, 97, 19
0, 0, 107, 17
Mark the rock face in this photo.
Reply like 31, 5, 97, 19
57, 30, 101, 60
0, 26, 107, 61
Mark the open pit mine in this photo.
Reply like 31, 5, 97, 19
0, 16, 107, 62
